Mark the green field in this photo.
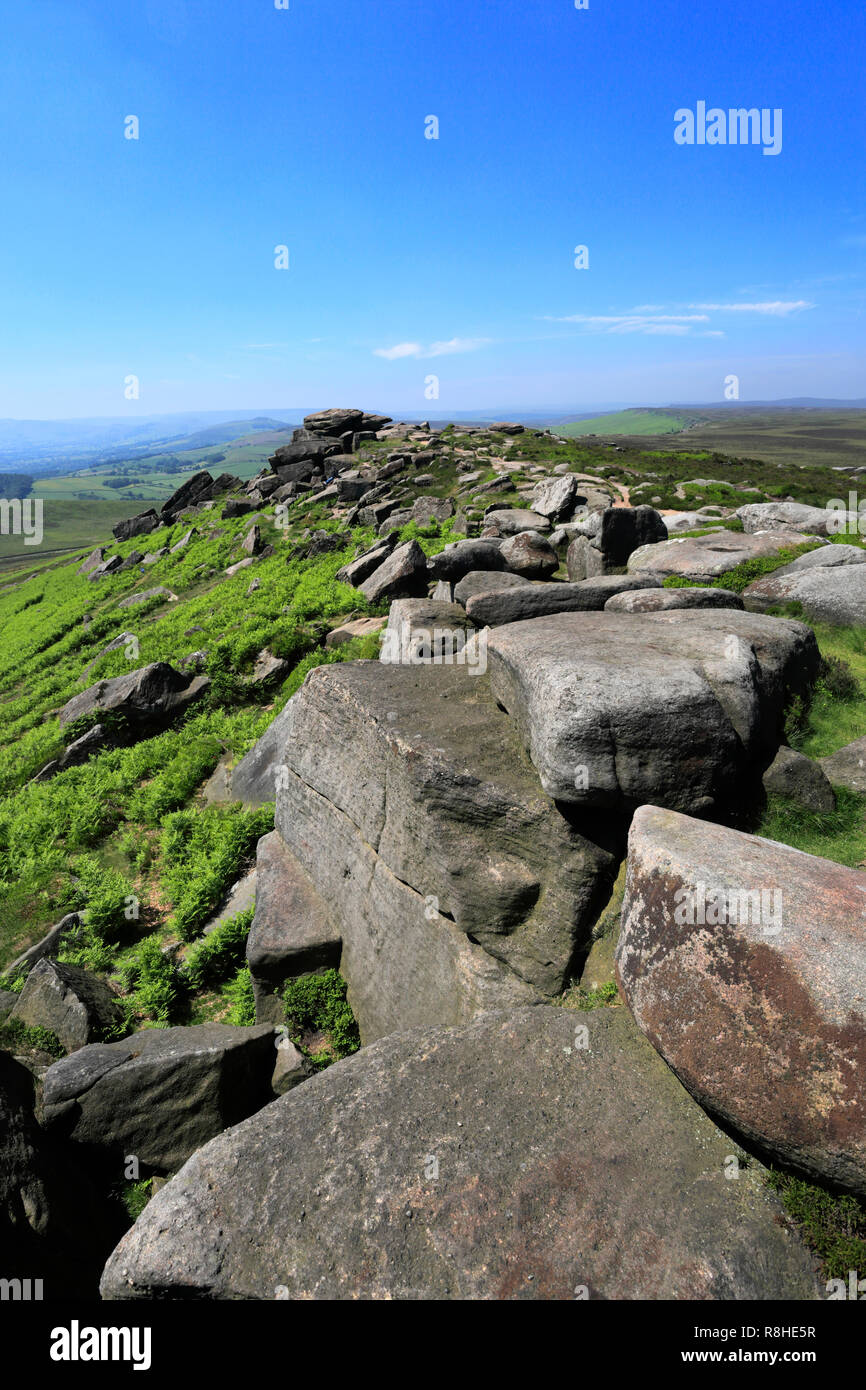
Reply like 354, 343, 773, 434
557, 410, 694, 437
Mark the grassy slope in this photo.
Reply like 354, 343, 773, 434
557, 409, 693, 437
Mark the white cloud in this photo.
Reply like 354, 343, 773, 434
688, 301, 813, 315
373, 342, 424, 360
373, 337, 490, 360
540, 313, 709, 335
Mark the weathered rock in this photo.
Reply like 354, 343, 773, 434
762, 746, 836, 811
767, 543, 866, 576
11, 959, 124, 1052
484, 508, 550, 536
42, 1024, 277, 1174
820, 736, 866, 793
627, 529, 815, 582
100, 1006, 820, 1301
220, 702, 294, 808
273, 663, 619, 1035
112, 510, 161, 542
325, 616, 388, 648
617, 805, 866, 1197
59, 662, 208, 731
247, 833, 342, 1021
744, 559, 866, 625
529, 474, 580, 521
88, 554, 123, 581
358, 540, 429, 604
77, 547, 106, 575
379, 598, 475, 664
222, 497, 255, 519
225, 557, 254, 577
605, 586, 744, 613
241, 524, 263, 557
271, 1036, 309, 1095
160, 472, 214, 517
248, 649, 290, 687
303, 407, 365, 436
2, 914, 82, 985
567, 507, 667, 579
465, 576, 662, 628
736, 501, 836, 536
427, 539, 507, 583
413, 496, 453, 525
79, 632, 138, 681
269, 439, 343, 473
452, 570, 531, 607
485, 610, 818, 812
117, 585, 178, 608
499, 531, 559, 579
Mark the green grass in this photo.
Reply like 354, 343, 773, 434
766, 1170, 866, 1281
557, 410, 692, 437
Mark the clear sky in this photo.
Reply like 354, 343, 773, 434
1, 0, 864, 419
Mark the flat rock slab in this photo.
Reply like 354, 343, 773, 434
745, 561, 866, 625
42, 1023, 277, 1174
275, 662, 620, 1034
484, 508, 550, 535
617, 805, 866, 1197
100, 1006, 820, 1301
627, 530, 816, 582
605, 587, 744, 613
736, 502, 835, 535
452, 570, 530, 607
485, 610, 818, 813
465, 575, 661, 627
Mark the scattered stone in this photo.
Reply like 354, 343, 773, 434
762, 746, 836, 812
59, 662, 208, 731
499, 531, 559, 579
358, 540, 429, 604
605, 586, 744, 613
325, 616, 388, 648
117, 586, 178, 608
820, 737, 866, 793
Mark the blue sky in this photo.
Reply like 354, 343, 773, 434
1, 0, 864, 418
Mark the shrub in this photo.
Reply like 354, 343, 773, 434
223, 964, 256, 1025
281, 969, 360, 1069
183, 907, 253, 989
120, 936, 183, 1026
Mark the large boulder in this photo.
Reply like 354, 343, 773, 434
485, 610, 819, 813
357, 540, 429, 604
499, 531, 559, 579
567, 507, 667, 579
484, 508, 551, 536
100, 1006, 820, 1301
452, 570, 531, 607
271, 662, 620, 1036
617, 805, 866, 1197
112, 511, 161, 542
529, 474, 581, 521
744, 557, 866, 625
627, 529, 816, 582
336, 536, 396, 588
58, 662, 208, 732
215, 701, 294, 808
247, 832, 341, 1021
41, 1023, 278, 1174
11, 959, 124, 1052
736, 501, 836, 536
269, 438, 343, 474
427, 539, 507, 583
379, 598, 474, 664
303, 407, 366, 436
464, 576, 662, 628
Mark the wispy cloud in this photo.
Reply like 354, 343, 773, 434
373, 337, 490, 360
687, 301, 813, 315
241, 342, 289, 350
540, 313, 709, 335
